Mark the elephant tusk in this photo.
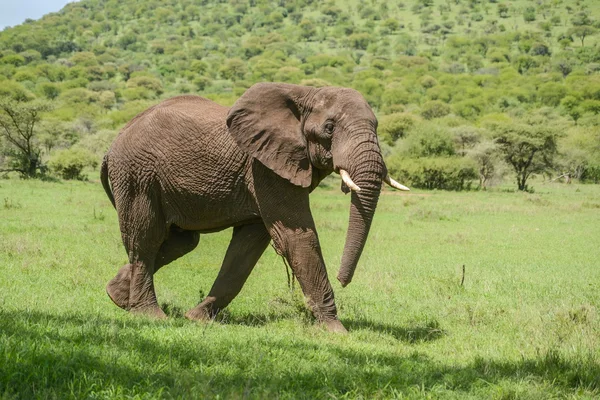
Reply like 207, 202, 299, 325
340, 169, 361, 192
384, 175, 410, 191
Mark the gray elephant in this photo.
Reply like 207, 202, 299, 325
101, 83, 408, 333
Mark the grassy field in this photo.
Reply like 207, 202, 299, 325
1, 178, 599, 399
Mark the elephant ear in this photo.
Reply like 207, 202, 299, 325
227, 83, 313, 188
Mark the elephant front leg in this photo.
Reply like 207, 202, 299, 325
185, 223, 271, 321
270, 223, 347, 333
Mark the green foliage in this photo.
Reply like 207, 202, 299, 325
0, 81, 34, 102
1, 54, 25, 66
219, 58, 247, 81
558, 126, 600, 182
523, 7, 536, 22
0, 99, 53, 178
378, 113, 419, 145
538, 82, 567, 106
126, 75, 164, 96
0, 0, 598, 187
568, 25, 598, 46
400, 122, 456, 158
421, 100, 451, 120
387, 155, 478, 190
38, 82, 61, 100
467, 139, 502, 188
48, 147, 98, 180
492, 118, 562, 191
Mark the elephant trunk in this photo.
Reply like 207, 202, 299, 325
337, 143, 383, 287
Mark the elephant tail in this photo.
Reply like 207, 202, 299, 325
101, 154, 116, 209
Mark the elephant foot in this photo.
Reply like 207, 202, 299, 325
321, 319, 348, 334
130, 305, 168, 319
184, 307, 211, 321
106, 264, 132, 310
185, 298, 219, 321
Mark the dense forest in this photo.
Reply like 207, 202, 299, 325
0, 0, 599, 190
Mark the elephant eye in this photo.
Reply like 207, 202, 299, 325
324, 122, 334, 135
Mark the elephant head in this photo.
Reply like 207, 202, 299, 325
227, 83, 408, 288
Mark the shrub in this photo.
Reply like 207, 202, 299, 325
126, 75, 163, 95
48, 148, 98, 180
401, 122, 455, 157
386, 155, 478, 190
538, 82, 567, 106
38, 83, 61, 100
420, 75, 438, 88
0, 81, 34, 102
381, 83, 414, 107
1, 54, 25, 66
453, 100, 483, 119
59, 88, 99, 105
421, 100, 451, 120
378, 113, 419, 145
523, 7, 535, 22
530, 43, 551, 56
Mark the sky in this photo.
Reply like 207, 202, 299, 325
0, 0, 78, 30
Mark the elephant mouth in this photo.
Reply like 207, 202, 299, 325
336, 169, 409, 193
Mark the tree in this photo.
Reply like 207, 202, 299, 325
571, 12, 593, 27
38, 83, 61, 100
557, 127, 600, 182
492, 120, 560, 191
219, 58, 247, 81
554, 59, 573, 77
0, 99, 53, 177
568, 26, 597, 47
378, 113, 418, 145
48, 147, 98, 180
421, 100, 451, 120
451, 126, 482, 156
467, 140, 501, 189
523, 7, 536, 22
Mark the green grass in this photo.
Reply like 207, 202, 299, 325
1, 178, 599, 399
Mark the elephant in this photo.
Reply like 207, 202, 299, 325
100, 83, 408, 333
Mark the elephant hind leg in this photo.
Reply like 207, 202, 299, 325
107, 263, 133, 310
106, 191, 167, 318
107, 227, 200, 313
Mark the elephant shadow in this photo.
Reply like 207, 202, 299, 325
2, 309, 598, 398
342, 317, 446, 343
169, 300, 446, 344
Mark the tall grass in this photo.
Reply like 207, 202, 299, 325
1, 179, 599, 398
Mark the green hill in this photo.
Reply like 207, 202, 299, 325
0, 0, 599, 188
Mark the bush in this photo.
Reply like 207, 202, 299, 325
530, 43, 551, 56
386, 156, 478, 190
400, 122, 456, 157
38, 83, 61, 100
378, 113, 419, 145
523, 7, 535, 22
538, 82, 567, 106
126, 75, 163, 95
0, 81, 34, 101
48, 148, 99, 180
420, 75, 437, 88
421, 100, 451, 120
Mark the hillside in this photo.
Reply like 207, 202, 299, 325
0, 0, 599, 189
